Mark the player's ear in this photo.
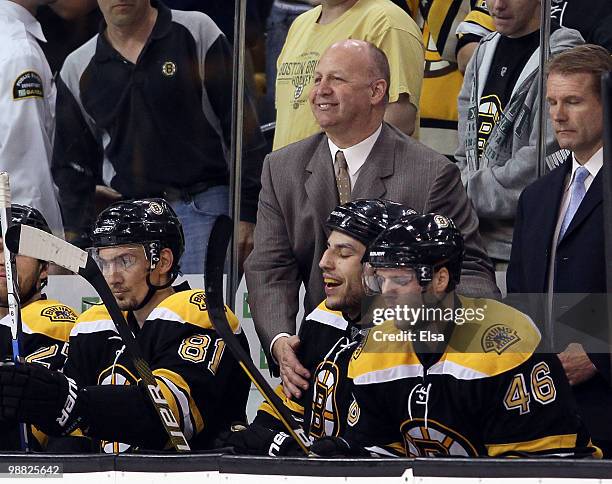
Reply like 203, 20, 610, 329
157, 247, 174, 276
39, 260, 49, 281
432, 267, 450, 294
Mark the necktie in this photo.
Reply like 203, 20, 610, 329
558, 166, 589, 241
334, 150, 351, 204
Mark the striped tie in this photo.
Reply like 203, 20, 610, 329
334, 150, 351, 204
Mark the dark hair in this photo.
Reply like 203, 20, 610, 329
547, 44, 612, 98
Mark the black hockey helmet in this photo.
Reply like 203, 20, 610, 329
10, 204, 51, 234
366, 213, 464, 291
326, 199, 417, 247
91, 198, 185, 280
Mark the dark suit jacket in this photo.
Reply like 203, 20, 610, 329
245, 123, 498, 369
507, 156, 612, 444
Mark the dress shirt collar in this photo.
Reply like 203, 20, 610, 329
567, 147, 603, 191
327, 124, 382, 177
0, 1, 46, 42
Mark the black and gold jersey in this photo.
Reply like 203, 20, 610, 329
64, 287, 250, 452
256, 301, 363, 440
344, 296, 600, 458
0, 298, 77, 450
406, 0, 493, 156
0, 298, 77, 369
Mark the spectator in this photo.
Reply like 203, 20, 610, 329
408, 0, 494, 158
507, 44, 612, 456
0, 0, 64, 237
271, 0, 424, 150
244, 40, 497, 397
455, 0, 583, 268
262, 0, 315, 124
52, 0, 266, 273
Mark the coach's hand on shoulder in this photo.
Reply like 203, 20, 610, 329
0, 361, 82, 436
273, 335, 310, 399
216, 423, 302, 456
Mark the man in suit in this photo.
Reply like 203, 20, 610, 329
244, 39, 498, 398
507, 44, 612, 456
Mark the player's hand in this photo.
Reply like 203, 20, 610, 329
558, 343, 597, 386
216, 423, 302, 456
0, 361, 82, 435
310, 436, 368, 457
238, 221, 255, 277
273, 335, 310, 399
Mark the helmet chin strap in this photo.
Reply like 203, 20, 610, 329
132, 269, 178, 311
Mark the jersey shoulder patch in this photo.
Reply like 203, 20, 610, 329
13, 70, 44, 100
21, 299, 78, 342
148, 289, 240, 333
445, 297, 541, 377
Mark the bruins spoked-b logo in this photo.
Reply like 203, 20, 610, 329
41, 305, 77, 323
482, 324, 520, 354
148, 201, 164, 215
189, 291, 208, 311
309, 360, 341, 438
401, 419, 478, 457
162, 61, 177, 77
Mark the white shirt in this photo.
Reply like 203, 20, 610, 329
0, 1, 63, 236
327, 124, 383, 188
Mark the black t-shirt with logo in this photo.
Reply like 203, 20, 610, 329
477, 30, 540, 158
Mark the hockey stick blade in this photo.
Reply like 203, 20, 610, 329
204, 215, 311, 455
5, 224, 191, 452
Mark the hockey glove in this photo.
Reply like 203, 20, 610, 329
0, 361, 82, 436
309, 436, 369, 457
216, 423, 303, 456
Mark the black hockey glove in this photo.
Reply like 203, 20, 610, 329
0, 361, 82, 436
309, 436, 369, 457
216, 423, 303, 456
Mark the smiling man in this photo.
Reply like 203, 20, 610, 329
0, 199, 250, 452
508, 44, 612, 456
245, 39, 497, 401
222, 199, 415, 456
455, 0, 583, 267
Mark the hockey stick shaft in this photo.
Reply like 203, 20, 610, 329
0, 173, 29, 451
204, 215, 311, 455
4, 224, 190, 452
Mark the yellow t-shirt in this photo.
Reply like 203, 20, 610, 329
272, 0, 424, 151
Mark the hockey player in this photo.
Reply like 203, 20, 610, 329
0, 199, 250, 451
221, 199, 415, 455
0, 205, 78, 450
312, 213, 600, 458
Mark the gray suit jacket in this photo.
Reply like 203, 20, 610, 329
244, 123, 498, 366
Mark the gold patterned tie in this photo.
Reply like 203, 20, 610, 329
334, 150, 351, 204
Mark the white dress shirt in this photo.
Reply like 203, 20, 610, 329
0, 1, 63, 236
327, 124, 383, 188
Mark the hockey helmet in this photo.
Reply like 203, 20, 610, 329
9, 204, 51, 234
326, 199, 417, 247
91, 198, 185, 277
365, 213, 464, 292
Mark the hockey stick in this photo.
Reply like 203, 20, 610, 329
204, 215, 311, 455
3, 224, 190, 452
0, 173, 29, 451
